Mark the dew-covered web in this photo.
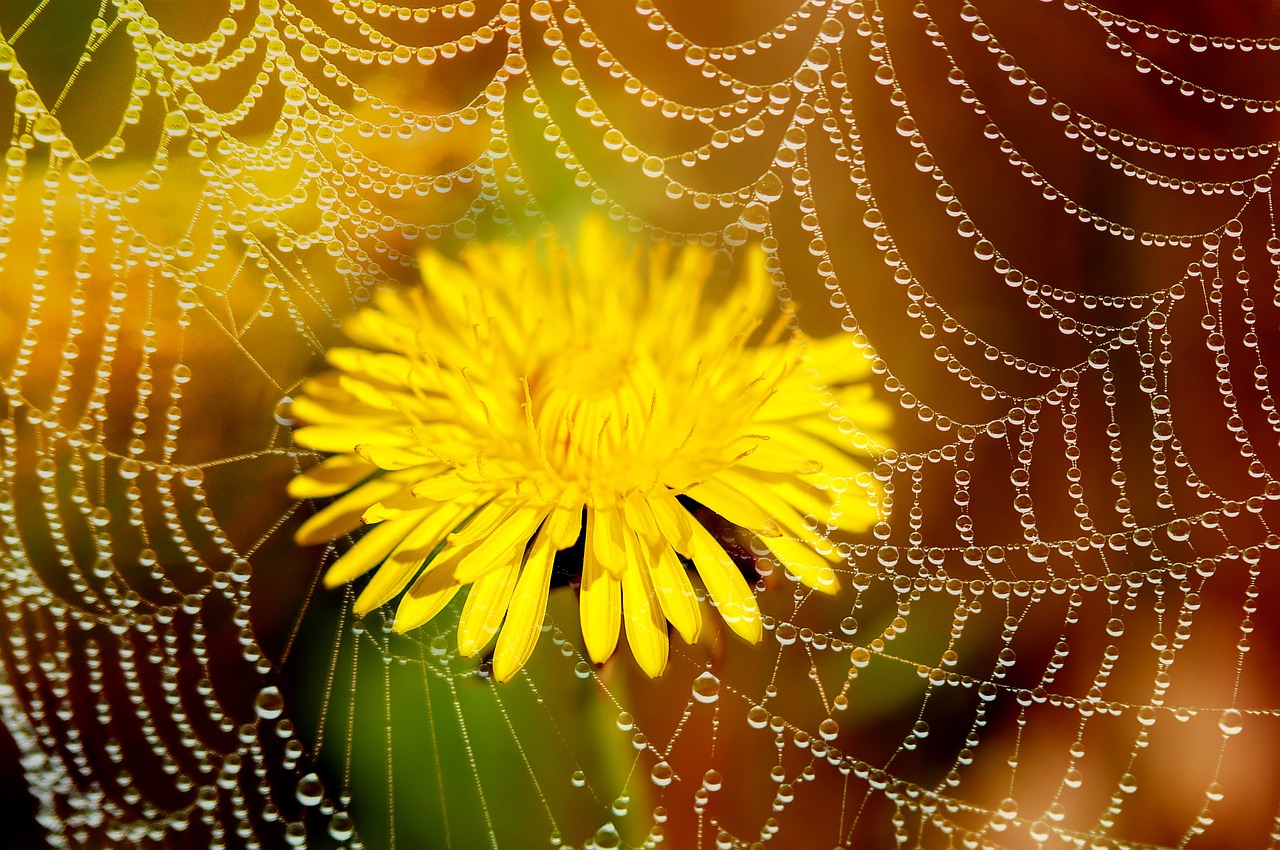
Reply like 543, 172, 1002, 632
1, 0, 1279, 848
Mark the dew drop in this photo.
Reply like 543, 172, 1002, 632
254, 686, 284, 720
692, 671, 720, 703
295, 772, 323, 807
592, 823, 621, 849
274, 396, 295, 426
740, 201, 770, 232
163, 110, 190, 137
650, 761, 673, 786
327, 811, 354, 841
1218, 708, 1244, 736
755, 171, 784, 203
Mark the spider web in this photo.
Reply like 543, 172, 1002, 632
0, 0, 1278, 848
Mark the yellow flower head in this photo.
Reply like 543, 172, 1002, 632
290, 219, 886, 681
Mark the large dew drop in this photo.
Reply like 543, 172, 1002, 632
254, 686, 284, 720
591, 823, 621, 850
650, 761, 674, 786
295, 772, 324, 807
692, 671, 720, 704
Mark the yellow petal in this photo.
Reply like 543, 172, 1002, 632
647, 539, 701, 645
686, 516, 762, 644
287, 454, 377, 499
734, 434, 822, 476
762, 535, 840, 595
580, 540, 620, 665
411, 470, 482, 501
828, 383, 893, 433
623, 537, 669, 678
290, 393, 400, 427
708, 468, 838, 560
589, 507, 629, 577
622, 496, 660, 543
361, 490, 433, 523
353, 502, 474, 614
294, 424, 414, 453
546, 503, 584, 549
768, 476, 849, 540
452, 504, 549, 584
804, 332, 871, 384
647, 492, 694, 553
322, 513, 421, 588
294, 475, 410, 546
354, 443, 438, 471
391, 578, 462, 634
456, 561, 521, 657
764, 424, 868, 492
492, 525, 557, 682
684, 477, 782, 538
326, 347, 415, 386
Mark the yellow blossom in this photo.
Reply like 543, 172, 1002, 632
290, 219, 888, 681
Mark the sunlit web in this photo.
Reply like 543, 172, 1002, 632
1, 0, 1279, 848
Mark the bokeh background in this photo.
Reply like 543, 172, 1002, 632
1, 1, 1279, 848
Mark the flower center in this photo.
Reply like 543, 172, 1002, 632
527, 344, 663, 499
535, 344, 633, 402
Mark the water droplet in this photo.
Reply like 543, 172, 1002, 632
163, 110, 190, 137
15, 89, 41, 116
1219, 708, 1244, 736
592, 823, 620, 849
755, 171, 784, 204
295, 772, 323, 806
740, 201, 769, 232
255, 686, 284, 720
692, 671, 720, 704
650, 761, 673, 786
570, 769, 586, 787
327, 811, 354, 840
274, 396, 295, 426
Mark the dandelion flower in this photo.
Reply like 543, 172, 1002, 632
290, 220, 887, 682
